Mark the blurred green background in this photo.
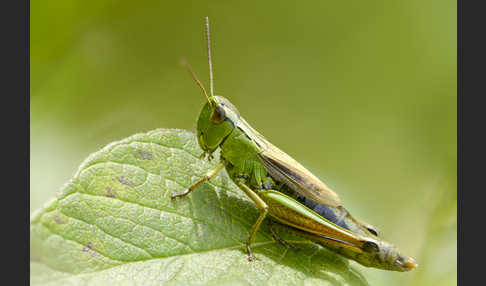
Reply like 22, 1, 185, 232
30, 0, 456, 285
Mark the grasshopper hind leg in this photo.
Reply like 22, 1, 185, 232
235, 179, 269, 261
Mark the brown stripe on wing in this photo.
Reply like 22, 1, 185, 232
257, 143, 342, 207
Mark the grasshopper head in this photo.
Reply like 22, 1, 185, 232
197, 96, 240, 154
361, 239, 418, 271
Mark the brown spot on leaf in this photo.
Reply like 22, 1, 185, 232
53, 216, 64, 224
83, 242, 94, 254
137, 150, 153, 160
105, 187, 117, 198
118, 176, 133, 186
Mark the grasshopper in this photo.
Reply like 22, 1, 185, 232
172, 17, 417, 272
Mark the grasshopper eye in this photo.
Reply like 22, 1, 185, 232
366, 226, 379, 236
210, 104, 226, 124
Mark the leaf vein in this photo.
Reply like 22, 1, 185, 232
62, 187, 245, 246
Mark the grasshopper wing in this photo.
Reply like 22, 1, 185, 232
234, 116, 342, 207
256, 140, 342, 207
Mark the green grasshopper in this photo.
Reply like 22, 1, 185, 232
172, 17, 417, 272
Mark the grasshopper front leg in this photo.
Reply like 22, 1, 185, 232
171, 162, 224, 199
235, 179, 268, 261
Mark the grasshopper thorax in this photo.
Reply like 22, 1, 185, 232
196, 96, 240, 155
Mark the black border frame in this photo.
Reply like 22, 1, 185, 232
458, 0, 486, 285
2, 0, 29, 284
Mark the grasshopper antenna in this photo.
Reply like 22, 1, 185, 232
205, 16, 215, 98
179, 58, 214, 107
179, 17, 218, 109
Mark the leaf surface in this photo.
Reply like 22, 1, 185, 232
30, 129, 368, 286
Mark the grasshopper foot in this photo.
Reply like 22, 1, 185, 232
246, 245, 255, 261
171, 190, 190, 199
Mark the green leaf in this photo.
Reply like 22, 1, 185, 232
30, 128, 368, 286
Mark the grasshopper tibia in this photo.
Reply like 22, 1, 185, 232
235, 179, 269, 261
267, 220, 299, 251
